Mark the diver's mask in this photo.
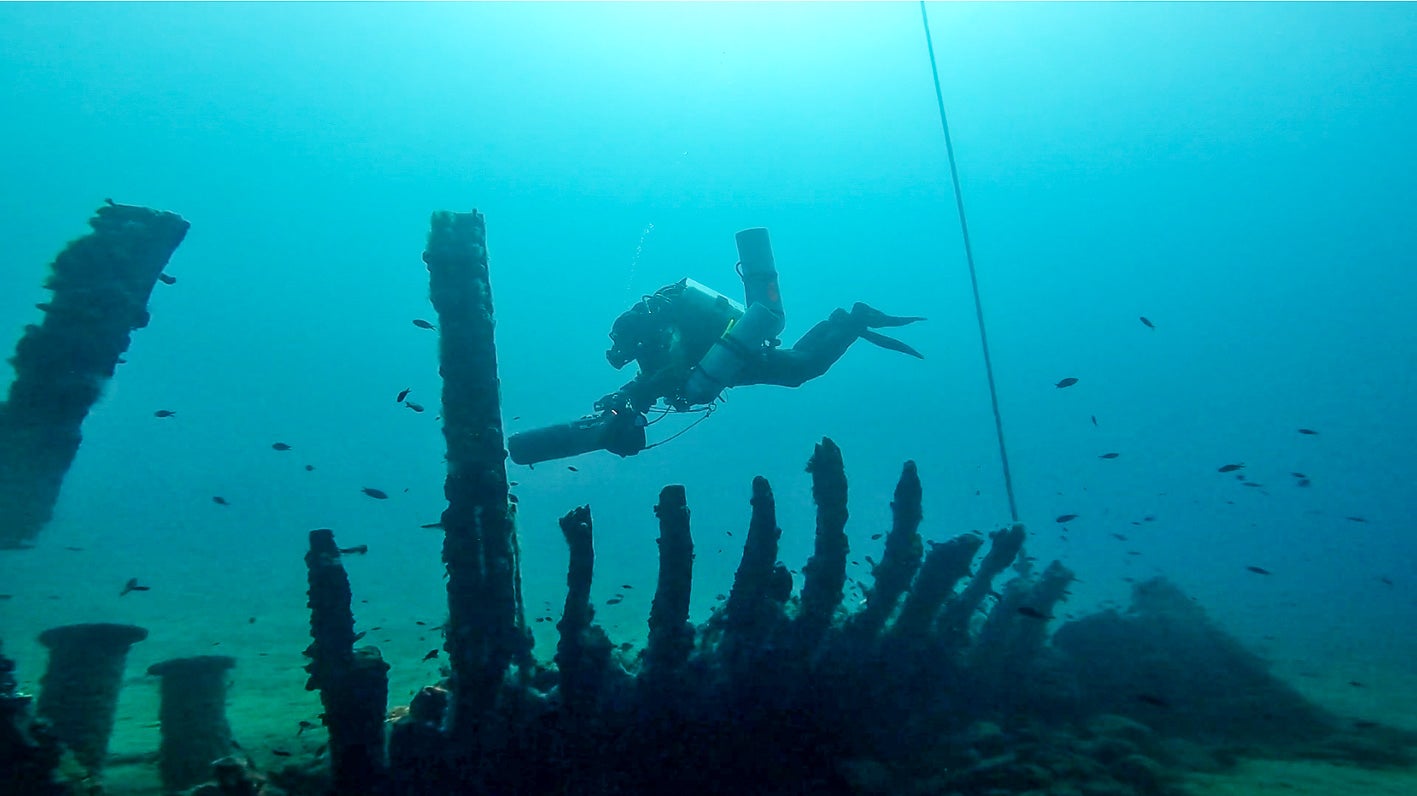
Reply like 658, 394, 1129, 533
606, 306, 669, 370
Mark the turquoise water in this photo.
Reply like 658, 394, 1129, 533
1, 3, 1414, 792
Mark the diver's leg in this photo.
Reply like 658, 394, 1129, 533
736, 304, 925, 388
737, 309, 860, 388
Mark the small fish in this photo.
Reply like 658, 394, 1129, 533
1290, 472, 1307, 479
1349, 680, 1365, 688
305, 464, 315, 472
1099, 452, 1119, 459
120, 577, 150, 596
1143, 515, 1156, 522
1111, 533, 1128, 541
870, 533, 882, 540
272, 442, 292, 451
567, 465, 578, 472
605, 597, 623, 605
297, 720, 316, 735
509, 481, 519, 486
1135, 693, 1171, 708
361, 487, 389, 500
1297, 428, 1319, 435
1055, 377, 1079, 389
1055, 513, 1079, 523
271, 749, 292, 757
419, 521, 444, 529
338, 545, 368, 555
421, 649, 439, 661
405, 401, 425, 413
1246, 565, 1272, 575
1217, 463, 1245, 473
1241, 482, 1264, 488
1139, 316, 1155, 329
412, 319, 437, 331
1346, 516, 1368, 523
153, 409, 176, 418
157, 273, 177, 285
1090, 415, 1098, 426
621, 584, 633, 590
396, 388, 411, 403
212, 496, 230, 506
1017, 606, 1051, 620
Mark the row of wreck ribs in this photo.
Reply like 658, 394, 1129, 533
3, 205, 1405, 795
293, 211, 1377, 796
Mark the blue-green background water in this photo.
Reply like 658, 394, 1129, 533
2, 2, 1415, 790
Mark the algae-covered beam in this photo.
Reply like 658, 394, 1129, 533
889, 534, 982, 640
643, 485, 694, 692
796, 438, 850, 649
0, 202, 188, 549
556, 506, 612, 717
422, 210, 530, 734
303, 529, 389, 794
848, 460, 924, 640
936, 523, 1025, 646
722, 476, 786, 654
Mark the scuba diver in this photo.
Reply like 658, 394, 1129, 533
507, 228, 925, 465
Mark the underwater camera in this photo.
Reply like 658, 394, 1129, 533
508, 407, 646, 465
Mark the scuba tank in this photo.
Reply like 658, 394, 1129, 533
681, 229, 787, 405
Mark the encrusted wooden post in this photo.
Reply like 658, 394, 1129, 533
303, 529, 389, 794
422, 210, 530, 738
0, 202, 188, 548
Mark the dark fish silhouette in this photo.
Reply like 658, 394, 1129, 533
120, 577, 150, 596
1296, 478, 1311, 487
420, 521, 443, 529
297, 720, 315, 735
157, 273, 177, 285
272, 749, 292, 757
361, 487, 389, 500
1091, 415, 1098, 426
412, 319, 436, 331
1345, 516, 1368, 523
212, 496, 230, 506
1297, 428, 1319, 435
605, 597, 623, 605
396, 388, 411, 403
1135, 693, 1171, 708
1099, 452, 1120, 459
1290, 472, 1307, 479
422, 649, 439, 661
153, 409, 176, 418
1217, 463, 1245, 473
1017, 606, 1051, 620
870, 533, 883, 540
404, 402, 424, 413
1246, 566, 1272, 575
272, 442, 291, 451
1139, 316, 1155, 329
1055, 514, 1079, 523
567, 465, 579, 472
1055, 377, 1079, 389
338, 545, 368, 555
305, 464, 315, 472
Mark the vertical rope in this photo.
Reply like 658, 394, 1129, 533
919, 1, 1019, 523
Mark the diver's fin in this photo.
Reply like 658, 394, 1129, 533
851, 303, 926, 329
861, 329, 924, 359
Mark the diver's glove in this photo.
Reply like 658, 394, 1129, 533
595, 391, 632, 414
